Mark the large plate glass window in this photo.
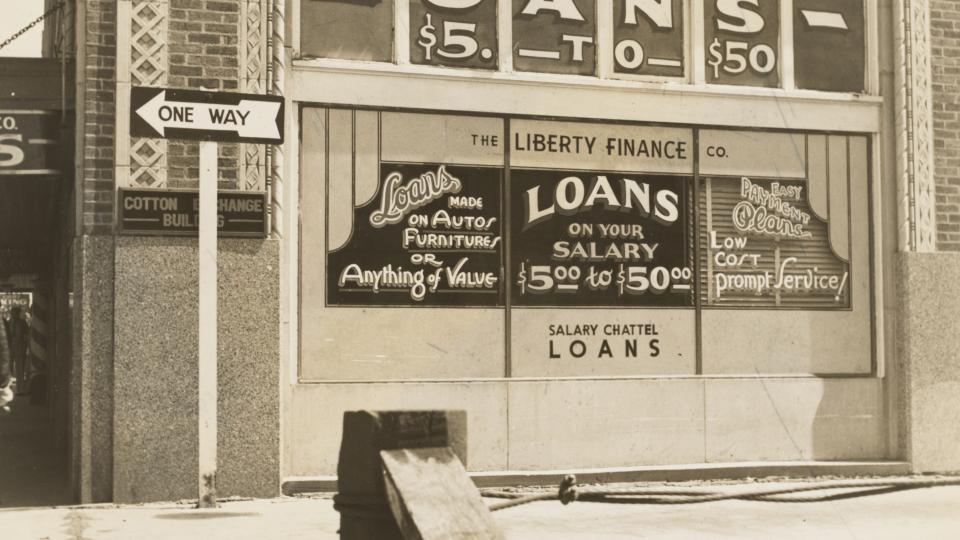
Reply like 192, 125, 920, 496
299, 107, 873, 381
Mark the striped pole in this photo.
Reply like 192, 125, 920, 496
29, 290, 48, 375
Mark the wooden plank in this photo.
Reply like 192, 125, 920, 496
336, 411, 467, 540
381, 447, 503, 540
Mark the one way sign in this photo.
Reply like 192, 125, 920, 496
131, 87, 284, 144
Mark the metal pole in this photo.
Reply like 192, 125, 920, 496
198, 140, 218, 508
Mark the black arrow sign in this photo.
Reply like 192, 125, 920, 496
130, 86, 285, 144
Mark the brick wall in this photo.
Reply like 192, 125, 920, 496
167, 0, 242, 189
80, 0, 116, 235
79, 0, 245, 234
932, 1, 960, 251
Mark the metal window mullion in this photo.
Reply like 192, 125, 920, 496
870, 132, 884, 378
865, 0, 879, 95
682, 0, 691, 83
690, 0, 705, 85
596, 0, 613, 79
780, 0, 795, 90
396, 0, 411, 65
498, 0, 513, 72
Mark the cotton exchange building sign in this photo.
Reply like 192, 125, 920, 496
299, 108, 873, 380
118, 188, 268, 237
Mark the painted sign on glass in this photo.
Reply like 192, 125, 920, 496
304, 0, 870, 93
512, 170, 692, 306
326, 111, 506, 306
513, 0, 597, 75
306, 108, 873, 379
0, 111, 59, 176
412, 0, 499, 69
698, 131, 854, 308
613, 0, 685, 77
793, 0, 865, 92
704, 0, 779, 87
508, 119, 695, 306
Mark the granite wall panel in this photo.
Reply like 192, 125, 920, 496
113, 236, 279, 502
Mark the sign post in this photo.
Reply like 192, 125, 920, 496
197, 140, 218, 507
130, 86, 284, 508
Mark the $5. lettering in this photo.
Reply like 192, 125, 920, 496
419, 14, 481, 61
417, 0, 496, 64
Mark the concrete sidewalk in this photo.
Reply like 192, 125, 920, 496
1, 479, 958, 539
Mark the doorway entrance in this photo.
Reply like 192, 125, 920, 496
0, 173, 72, 508
0, 56, 75, 507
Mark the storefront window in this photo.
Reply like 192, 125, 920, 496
299, 107, 873, 380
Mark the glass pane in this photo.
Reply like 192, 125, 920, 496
299, 107, 507, 381
513, 0, 597, 76
794, 0, 865, 92
703, 0, 780, 87
698, 131, 872, 374
410, 0, 499, 70
301, 0, 394, 62
613, 0, 685, 77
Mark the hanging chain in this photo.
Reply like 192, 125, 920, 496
0, 1, 66, 52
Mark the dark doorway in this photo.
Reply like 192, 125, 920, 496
0, 57, 75, 508
0, 175, 72, 507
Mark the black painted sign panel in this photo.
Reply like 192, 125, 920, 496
130, 87, 284, 144
513, 0, 596, 75
327, 163, 505, 306
794, 0, 865, 92
302, 0, 872, 93
510, 170, 694, 307
301, 0, 395, 62
0, 111, 59, 175
704, 0, 780, 87
118, 188, 268, 237
613, 0, 685, 77
411, 0, 499, 69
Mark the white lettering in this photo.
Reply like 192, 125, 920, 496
423, 0, 483, 8
623, 0, 673, 28
0, 134, 24, 167
715, 0, 765, 33
521, 0, 585, 21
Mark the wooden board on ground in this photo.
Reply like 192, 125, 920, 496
381, 447, 504, 540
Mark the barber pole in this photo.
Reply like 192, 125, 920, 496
29, 291, 48, 374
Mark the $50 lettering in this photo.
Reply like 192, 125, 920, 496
708, 0, 777, 80
707, 38, 776, 78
